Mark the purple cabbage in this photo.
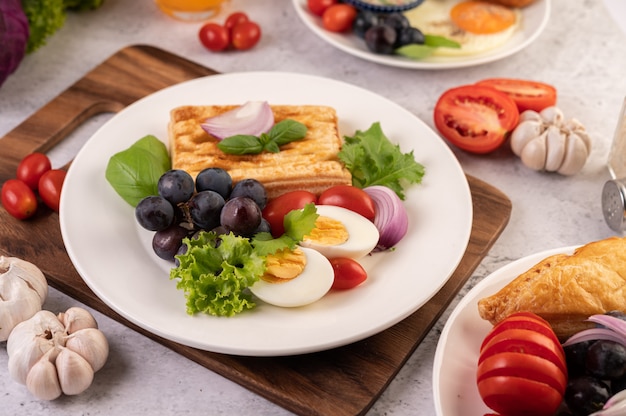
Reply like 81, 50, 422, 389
0, 0, 29, 87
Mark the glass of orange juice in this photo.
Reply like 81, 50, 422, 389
155, 0, 227, 21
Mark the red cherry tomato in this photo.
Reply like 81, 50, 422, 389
330, 257, 367, 290
477, 312, 567, 416
16, 152, 51, 190
307, 0, 337, 16
322, 4, 357, 33
38, 169, 66, 212
1, 179, 38, 220
199, 23, 230, 52
318, 185, 376, 221
224, 11, 249, 33
475, 78, 557, 113
433, 85, 520, 154
231, 21, 261, 50
262, 190, 318, 237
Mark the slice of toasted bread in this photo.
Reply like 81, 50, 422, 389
477, 237, 626, 340
168, 104, 352, 199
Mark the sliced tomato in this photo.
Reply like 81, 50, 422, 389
433, 85, 519, 154
478, 375, 563, 416
477, 352, 567, 394
318, 185, 375, 221
262, 190, 318, 237
476, 78, 557, 112
479, 328, 567, 374
481, 313, 561, 352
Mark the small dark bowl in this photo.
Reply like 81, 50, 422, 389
342, 0, 426, 13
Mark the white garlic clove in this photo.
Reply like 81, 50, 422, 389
0, 257, 48, 341
25, 355, 62, 401
540, 106, 564, 125
510, 120, 545, 157
58, 307, 98, 333
519, 109, 542, 123
520, 131, 548, 171
56, 348, 95, 396
66, 328, 109, 372
545, 125, 567, 172
557, 134, 589, 175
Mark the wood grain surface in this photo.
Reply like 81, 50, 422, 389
0, 45, 511, 416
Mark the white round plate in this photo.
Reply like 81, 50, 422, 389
432, 245, 577, 415
60, 72, 472, 356
293, 0, 551, 69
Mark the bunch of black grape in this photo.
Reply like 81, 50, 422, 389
135, 167, 269, 261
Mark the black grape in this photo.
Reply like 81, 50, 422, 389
158, 169, 195, 204
135, 196, 174, 231
230, 178, 267, 210
220, 196, 261, 236
195, 167, 232, 199
152, 224, 190, 261
188, 190, 225, 230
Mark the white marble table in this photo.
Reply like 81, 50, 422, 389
1, 1, 625, 414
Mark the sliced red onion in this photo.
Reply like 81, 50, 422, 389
562, 314, 626, 347
201, 101, 275, 140
363, 185, 409, 251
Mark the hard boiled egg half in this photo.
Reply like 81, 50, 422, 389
300, 204, 379, 260
404, 0, 521, 56
249, 246, 334, 308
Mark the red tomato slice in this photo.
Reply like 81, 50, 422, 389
481, 314, 561, 352
478, 375, 563, 416
433, 85, 519, 154
477, 352, 567, 394
476, 78, 557, 113
318, 185, 375, 221
262, 190, 318, 237
479, 328, 567, 374
330, 257, 367, 290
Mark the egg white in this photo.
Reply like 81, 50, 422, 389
404, 0, 521, 56
299, 205, 379, 260
249, 247, 334, 308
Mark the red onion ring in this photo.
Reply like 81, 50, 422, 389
363, 186, 408, 251
201, 101, 275, 140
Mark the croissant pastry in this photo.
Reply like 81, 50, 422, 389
477, 237, 626, 340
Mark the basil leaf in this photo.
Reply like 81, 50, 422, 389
263, 141, 281, 153
395, 44, 436, 60
105, 135, 170, 207
218, 135, 263, 155
269, 119, 307, 146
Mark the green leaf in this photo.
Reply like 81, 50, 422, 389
217, 135, 263, 155
284, 203, 319, 241
104, 135, 171, 207
424, 34, 461, 49
339, 123, 425, 200
395, 44, 436, 60
268, 120, 308, 146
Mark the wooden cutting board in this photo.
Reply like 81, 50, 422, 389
0, 45, 511, 416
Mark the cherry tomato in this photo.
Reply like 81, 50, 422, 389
477, 312, 567, 416
224, 11, 249, 33
199, 23, 230, 52
1, 179, 38, 220
433, 85, 520, 154
38, 169, 66, 212
322, 4, 357, 33
16, 152, 51, 190
307, 0, 337, 17
318, 185, 375, 221
476, 78, 557, 113
330, 257, 367, 290
231, 21, 261, 51
262, 190, 318, 237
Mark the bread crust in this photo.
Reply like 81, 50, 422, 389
477, 237, 626, 340
168, 104, 352, 199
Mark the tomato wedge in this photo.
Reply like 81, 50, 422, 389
481, 313, 561, 351
478, 375, 564, 416
433, 85, 519, 154
476, 78, 557, 113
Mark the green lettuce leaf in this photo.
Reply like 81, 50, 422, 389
339, 122, 425, 200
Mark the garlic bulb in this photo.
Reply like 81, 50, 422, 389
6, 307, 109, 400
0, 256, 48, 341
510, 106, 592, 175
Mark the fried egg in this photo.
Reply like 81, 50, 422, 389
249, 247, 334, 308
404, 0, 521, 56
299, 205, 379, 260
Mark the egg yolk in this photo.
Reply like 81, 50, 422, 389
450, 1, 517, 34
261, 248, 306, 284
303, 216, 349, 246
